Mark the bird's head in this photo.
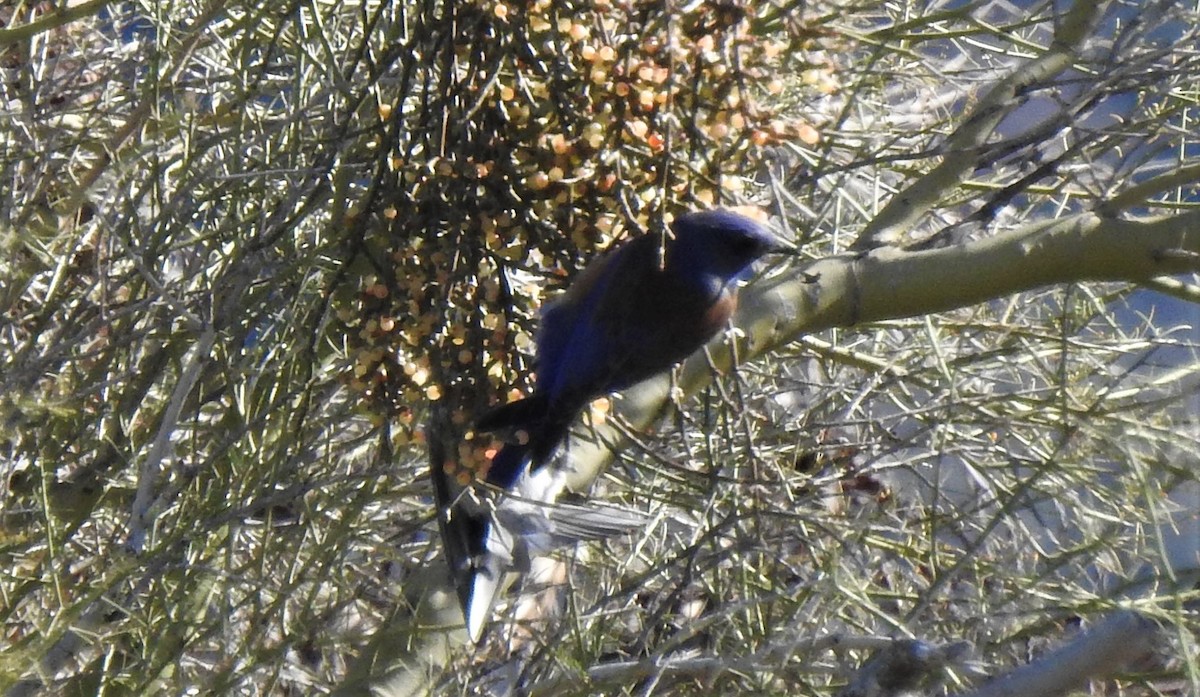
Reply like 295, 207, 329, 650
668, 209, 792, 289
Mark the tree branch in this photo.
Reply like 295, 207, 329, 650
0, 0, 114, 48
125, 325, 217, 552
955, 609, 1160, 697
851, 0, 1110, 250
1101, 161, 1200, 213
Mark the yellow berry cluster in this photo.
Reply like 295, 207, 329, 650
337, 0, 844, 475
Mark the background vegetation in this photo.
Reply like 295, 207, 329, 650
1, 0, 1197, 694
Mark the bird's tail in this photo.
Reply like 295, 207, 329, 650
462, 469, 651, 643
473, 393, 552, 433
439, 394, 644, 643
474, 394, 571, 488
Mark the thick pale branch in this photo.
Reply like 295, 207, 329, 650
1102, 161, 1200, 213
955, 609, 1159, 697
757, 210, 1200, 342
852, 0, 1109, 250
1141, 275, 1200, 305
566, 208, 1200, 488
126, 326, 217, 551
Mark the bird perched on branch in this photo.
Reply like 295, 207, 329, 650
479, 208, 790, 485
442, 208, 793, 642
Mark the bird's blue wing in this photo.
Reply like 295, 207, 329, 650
535, 242, 636, 402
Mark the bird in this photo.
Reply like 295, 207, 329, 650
477, 208, 791, 486
448, 208, 792, 642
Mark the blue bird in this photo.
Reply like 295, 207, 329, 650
477, 208, 789, 484
452, 208, 791, 641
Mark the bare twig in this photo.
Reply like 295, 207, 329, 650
125, 325, 217, 552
